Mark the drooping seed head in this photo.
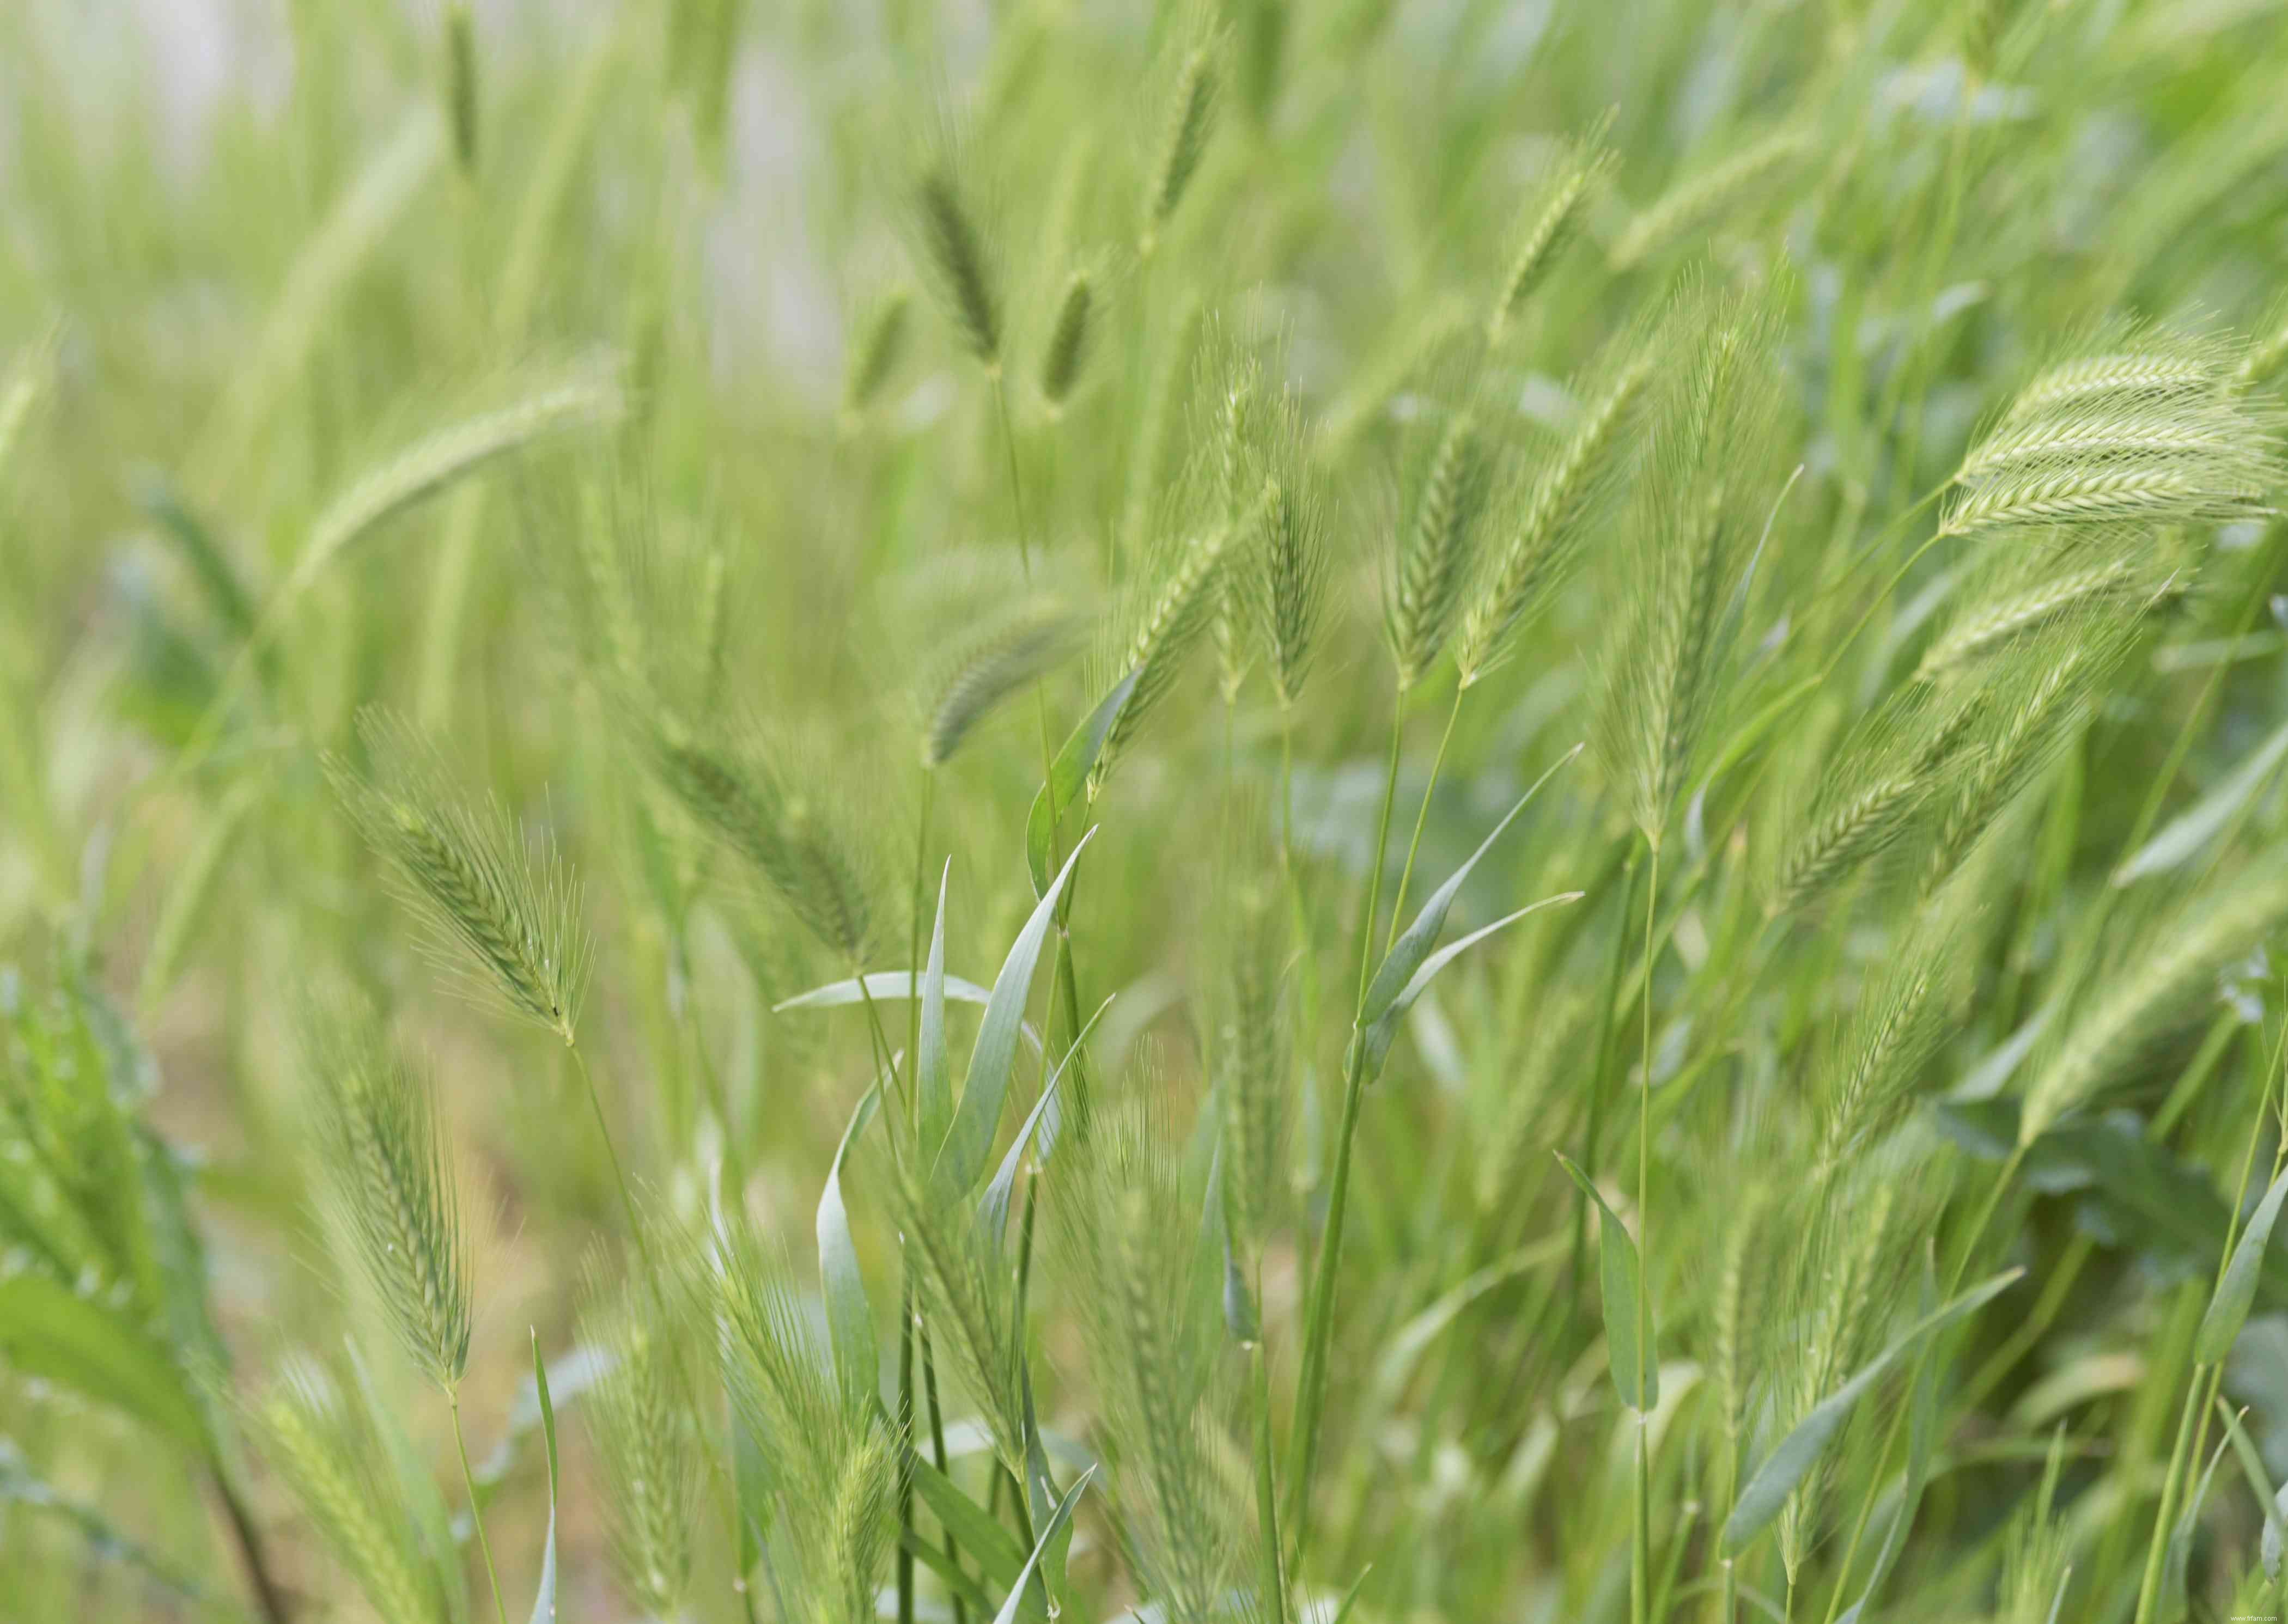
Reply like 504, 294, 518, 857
1039, 269, 1098, 408
1457, 352, 1652, 686
842, 288, 911, 418
1142, 41, 1222, 254
912, 162, 1001, 367
1388, 407, 1492, 691
300, 982, 472, 1393
1489, 130, 1613, 338
326, 710, 589, 1041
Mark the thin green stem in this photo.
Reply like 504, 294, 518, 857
1252, 1303, 1287, 1624
897, 1279, 917, 1624
1633, 838, 1658, 1624
1633, 1418, 1653, 1624
1288, 682, 1410, 1559
450, 1389, 510, 1624
568, 1042, 659, 1287
1279, 714, 1299, 880
1354, 685, 1408, 1014
1288, 1041, 1364, 1562
2132, 1379, 2205, 1624
994, 374, 1033, 582
908, 768, 936, 1100
1572, 849, 1640, 1336
1385, 684, 1462, 955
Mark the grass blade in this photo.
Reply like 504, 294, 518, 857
527, 1332, 558, 1624
2195, 1163, 2288, 1364
1722, 1268, 2024, 1554
936, 831, 1096, 1196
1027, 671, 1140, 896
1554, 1152, 1657, 1412
819, 1089, 881, 1407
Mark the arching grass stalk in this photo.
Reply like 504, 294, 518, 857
1385, 683, 1462, 954
1570, 850, 1640, 1344
1634, 836, 1658, 1624
881, 811, 970, 1624
449, 1387, 510, 1624
568, 1042, 659, 1289
1289, 682, 1408, 1559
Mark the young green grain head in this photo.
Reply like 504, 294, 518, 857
326, 710, 589, 1041
2238, 295, 2288, 394
248, 1356, 454, 1624
1039, 266, 1099, 411
1919, 607, 2145, 891
842, 287, 912, 421
1456, 347, 1653, 687
1609, 127, 1808, 271
1488, 125, 1614, 340
299, 981, 471, 1394
2022, 848, 2288, 1140
1142, 34, 1224, 257
911, 154, 1002, 369
1594, 276, 1790, 847
1915, 529, 2170, 680
707, 1219, 896, 1624
1096, 525, 1238, 788
580, 1280, 701, 1619
1052, 1098, 1245, 1621
641, 719, 877, 963
1767, 684, 1975, 914
917, 596, 1081, 767
443, 4, 478, 177
877, 1153, 1029, 1471
1943, 335, 2278, 538
1245, 384, 1328, 713
1388, 404, 1494, 692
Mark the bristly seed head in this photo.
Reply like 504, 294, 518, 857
326, 709, 589, 1042
913, 162, 1001, 367
1389, 407, 1492, 691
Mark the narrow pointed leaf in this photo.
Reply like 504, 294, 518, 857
981, 996, 1112, 1243
2216, 1399, 2285, 1583
528, 1330, 559, 1624
936, 831, 1096, 1195
2195, 1162, 2288, 1364
1723, 1267, 2023, 1554
774, 969, 997, 1012
818, 1088, 881, 1405
1355, 893, 1584, 1082
991, 1467, 1095, 1624
1835, 1248, 1942, 1624
1554, 1152, 1656, 1411
920, 860, 953, 1154
1027, 670, 1140, 896
1361, 745, 1579, 1028
2161, 1428, 2231, 1620
907, 1450, 1032, 1600
2116, 713, 2288, 885
1021, 1365, 1072, 1604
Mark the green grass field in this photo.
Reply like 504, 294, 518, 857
7, 2, 2288, 1621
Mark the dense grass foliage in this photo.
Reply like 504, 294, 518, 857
10, 3, 2288, 1622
